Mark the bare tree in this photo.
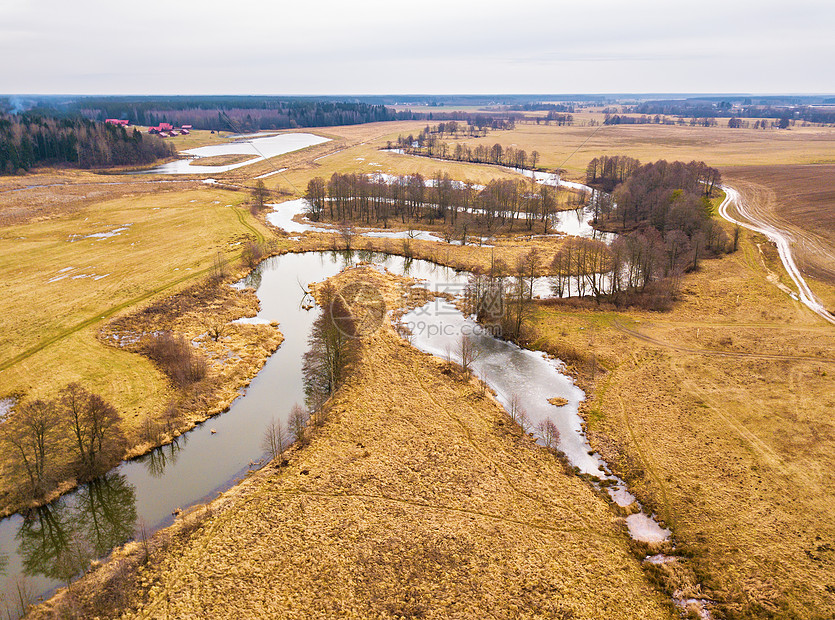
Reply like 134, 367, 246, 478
61, 384, 125, 479
338, 222, 356, 252
206, 320, 227, 342
288, 404, 309, 447
305, 177, 327, 220
508, 393, 530, 434
251, 180, 268, 212
211, 251, 227, 282
536, 419, 560, 450
261, 416, 288, 463
459, 335, 480, 375
0, 398, 59, 495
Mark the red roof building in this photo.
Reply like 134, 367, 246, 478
105, 119, 130, 126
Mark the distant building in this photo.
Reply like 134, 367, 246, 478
105, 119, 130, 126
148, 122, 192, 137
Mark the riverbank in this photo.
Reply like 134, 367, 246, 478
0, 266, 284, 519
34, 266, 673, 619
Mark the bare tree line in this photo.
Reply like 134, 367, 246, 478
306, 172, 566, 236
392, 133, 540, 172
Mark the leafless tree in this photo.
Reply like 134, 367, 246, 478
305, 177, 327, 220
261, 416, 288, 463
537, 419, 560, 450
241, 240, 265, 269
0, 398, 60, 495
61, 384, 125, 479
338, 222, 356, 252
289, 404, 309, 447
206, 319, 227, 342
211, 251, 227, 282
251, 180, 268, 212
508, 393, 530, 434
459, 334, 480, 375
143, 332, 208, 388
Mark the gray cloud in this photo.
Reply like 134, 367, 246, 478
1, 0, 833, 94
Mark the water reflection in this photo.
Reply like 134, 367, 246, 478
16, 472, 136, 584
138, 437, 185, 478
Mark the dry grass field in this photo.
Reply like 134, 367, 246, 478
523, 224, 835, 618
430, 122, 835, 179
722, 164, 835, 306
5, 116, 835, 616
36, 267, 674, 620
219, 121, 529, 194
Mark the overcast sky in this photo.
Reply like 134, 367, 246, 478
1, 0, 833, 95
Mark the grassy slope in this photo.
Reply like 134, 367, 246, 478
525, 227, 835, 617
0, 187, 261, 401
47, 267, 672, 620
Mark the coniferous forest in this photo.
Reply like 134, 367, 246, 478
0, 114, 174, 173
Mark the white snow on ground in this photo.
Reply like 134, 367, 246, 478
84, 225, 131, 239
625, 513, 672, 543
49, 267, 110, 283
0, 397, 13, 422
254, 168, 288, 180
145, 133, 330, 174
68, 224, 133, 242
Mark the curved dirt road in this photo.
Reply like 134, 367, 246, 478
719, 186, 835, 326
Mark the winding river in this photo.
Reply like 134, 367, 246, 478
0, 248, 672, 615
0, 139, 717, 616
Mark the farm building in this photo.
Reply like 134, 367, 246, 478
148, 122, 191, 136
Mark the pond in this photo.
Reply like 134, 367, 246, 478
141, 133, 330, 174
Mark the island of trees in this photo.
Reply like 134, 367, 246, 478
305, 171, 578, 238
391, 122, 542, 170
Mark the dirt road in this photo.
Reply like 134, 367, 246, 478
719, 184, 835, 326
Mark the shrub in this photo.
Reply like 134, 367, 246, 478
142, 332, 207, 388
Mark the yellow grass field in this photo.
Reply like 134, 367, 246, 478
36, 268, 675, 620
404, 122, 835, 179
523, 225, 835, 617
0, 175, 281, 512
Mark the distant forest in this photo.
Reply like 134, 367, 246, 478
0, 96, 566, 133
0, 114, 174, 173
632, 101, 835, 125
4, 97, 418, 133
